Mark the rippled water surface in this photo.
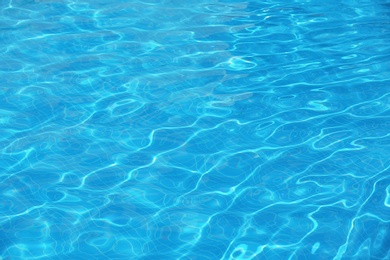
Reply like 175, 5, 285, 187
1, 0, 390, 259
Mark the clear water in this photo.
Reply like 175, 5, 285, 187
1, 0, 390, 259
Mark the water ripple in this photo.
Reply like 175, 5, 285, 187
1, 0, 390, 259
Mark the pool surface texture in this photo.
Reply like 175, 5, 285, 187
1, 0, 390, 259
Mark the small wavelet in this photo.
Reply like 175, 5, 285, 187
311, 242, 320, 254
224, 57, 257, 70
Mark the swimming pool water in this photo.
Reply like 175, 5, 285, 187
1, 0, 390, 259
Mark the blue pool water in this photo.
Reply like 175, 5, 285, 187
1, 0, 390, 259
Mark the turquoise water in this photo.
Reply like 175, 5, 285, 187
1, 0, 390, 259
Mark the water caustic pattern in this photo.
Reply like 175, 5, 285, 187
0, 0, 390, 259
